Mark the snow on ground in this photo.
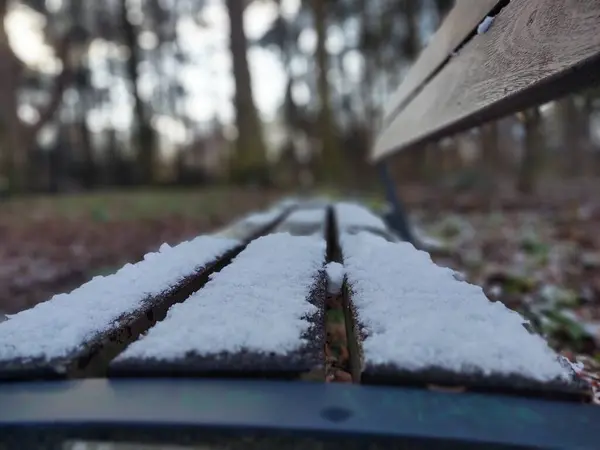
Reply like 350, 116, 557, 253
340, 232, 572, 382
116, 233, 326, 361
0, 236, 240, 362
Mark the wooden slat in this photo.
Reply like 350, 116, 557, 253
273, 206, 328, 236
215, 205, 292, 240
372, 0, 600, 162
339, 233, 590, 402
111, 234, 327, 380
334, 202, 398, 242
0, 237, 243, 381
381, 0, 501, 125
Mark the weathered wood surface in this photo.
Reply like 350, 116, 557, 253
382, 0, 501, 126
373, 0, 600, 161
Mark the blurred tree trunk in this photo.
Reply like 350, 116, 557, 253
312, 0, 343, 183
104, 129, 119, 186
0, 0, 27, 192
68, 1, 95, 190
401, 0, 420, 60
0, 1, 70, 192
482, 122, 500, 171
359, 0, 376, 138
225, 0, 269, 185
517, 108, 541, 194
120, 0, 156, 185
579, 96, 593, 178
556, 97, 584, 178
481, 122, 499, 174
481, 123, 499, 206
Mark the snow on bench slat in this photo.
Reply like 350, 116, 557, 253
281, 208, 327, 226
215, 207, 286, 239
114, 233, 326, 369
340, 232, 572, 383
0, 236, 240, 364
273, 207, 327, 236
334, 202, 392, 238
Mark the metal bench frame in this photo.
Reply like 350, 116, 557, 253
3, 379, 600, 450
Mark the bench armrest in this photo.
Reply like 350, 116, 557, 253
1, 379, 599, 450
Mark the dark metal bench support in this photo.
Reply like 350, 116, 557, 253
377, 161, 415, 245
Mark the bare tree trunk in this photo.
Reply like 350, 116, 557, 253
121, 0, 155, 185
517, 108, 542, 194
359, 0, 376, 138
0, 0, 73, 193
312, 0, 343, 183
225, 0, 269, 185
68, 2, 96, 190
401, 0, 420, 60
556, 97, 584, 178
482, 122, 500, 171
579, 96, 593, 178
481, 123, 500, 208
0, 0, 27, 192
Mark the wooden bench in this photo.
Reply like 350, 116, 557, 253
2, 1, 600, 449
377, 0, 600, 245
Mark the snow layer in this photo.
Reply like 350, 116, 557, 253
274, 207, 327, 236
283, 208, 327, 226
413, 226, 448, 251
117, 233, 326, 361
341, 232, 571, 382
243, 209, 283, 226
272, 197, 300, 210
0, 236, 239, 362
334, 202, 388, 231
325, 262, 345, 295
477, 16, 495, 34
215, 207, 284, 238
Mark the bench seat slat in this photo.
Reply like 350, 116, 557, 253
215, 206, 290, 240
111, 233, 327, 379
273, 207, 328, 236
340, 232, 588, 399
0, 236, 241, 380
334, 202, 397, 242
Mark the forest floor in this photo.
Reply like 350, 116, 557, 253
1, 184, 598, 400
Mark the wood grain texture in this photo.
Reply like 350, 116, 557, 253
381, 0, 501, 124
372, 0, 600, 162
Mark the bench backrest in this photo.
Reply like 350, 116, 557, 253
372, 0, 600, 162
